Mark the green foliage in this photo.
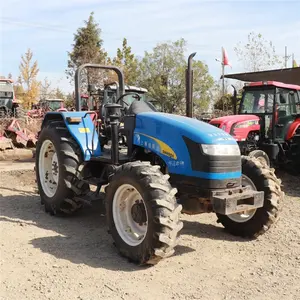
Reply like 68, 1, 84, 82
65, 93, 75, 109
19, 48, 40, 108
137, 38, 214, 113
66, 12, 107, 85
214, 89, 242, 112
107, 38, 139, 85
234, 32, 283, 72
53, 88, 65, 99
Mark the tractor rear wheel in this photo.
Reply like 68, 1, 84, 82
216, 156, 283, 238
105, 161, 183, 265
248, 149, 270, 167
35, 122, 90, 215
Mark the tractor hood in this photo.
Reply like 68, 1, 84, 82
209, 114, 259, 131
133, 112, 241, 180
210, 114, 259, 123
135, 112, 237, 145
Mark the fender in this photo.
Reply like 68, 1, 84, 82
286, 118, 300, 141
42, 112, 101, 161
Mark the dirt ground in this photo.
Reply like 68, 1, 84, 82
0, 163, 299, 300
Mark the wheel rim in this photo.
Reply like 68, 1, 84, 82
227, 175, 257, 223
112, 184, 148, 246
38, 140, 59, 198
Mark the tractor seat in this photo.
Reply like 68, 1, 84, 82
127, 100, 156, 115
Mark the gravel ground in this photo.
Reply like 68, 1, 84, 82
0, 167, 299, 300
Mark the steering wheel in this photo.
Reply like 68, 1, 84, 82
116, 92, 142, 106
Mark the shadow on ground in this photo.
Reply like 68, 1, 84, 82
0, 186, 198, 272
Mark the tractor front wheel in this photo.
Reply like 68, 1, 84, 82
216, 156, 283, 238
105, 161, 183, 265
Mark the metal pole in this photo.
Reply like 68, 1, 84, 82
75, 64, 125, 111
292, 53, 294, 67
285, 46, 287, 68
222, 62, 225, 111
222, 62, 225, 97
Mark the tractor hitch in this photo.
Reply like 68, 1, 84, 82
211, 186, 264, 215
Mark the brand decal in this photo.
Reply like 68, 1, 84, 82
78, 128, 90, 133
134, 133, 177, 160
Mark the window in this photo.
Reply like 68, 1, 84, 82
240, 88, 275, 114
0, 91, 13, 98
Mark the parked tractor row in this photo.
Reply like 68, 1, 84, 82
0, 78, 37, 150
34, 55, 284, 266
210, 81, 300, 174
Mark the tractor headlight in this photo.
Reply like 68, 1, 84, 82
201, 144, 241, 156
234, 120, 259, 129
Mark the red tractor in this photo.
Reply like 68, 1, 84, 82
210, 81, 300, 173
27, 98, 68, 118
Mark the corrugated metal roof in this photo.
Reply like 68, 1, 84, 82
222, 67, 300, 85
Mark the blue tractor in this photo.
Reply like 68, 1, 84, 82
35, 61, 283, 265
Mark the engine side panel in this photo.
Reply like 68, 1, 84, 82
133, 112, 241, 180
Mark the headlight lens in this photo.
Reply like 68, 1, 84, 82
201, 144, 241, 156
234, 120, 259, 128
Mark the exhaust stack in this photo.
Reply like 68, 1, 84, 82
186, 52, 196, 118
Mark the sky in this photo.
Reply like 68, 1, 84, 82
0, 0, 299, 93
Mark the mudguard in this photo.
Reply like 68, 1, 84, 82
42, 112, 101, 161
133, 112, 241, 180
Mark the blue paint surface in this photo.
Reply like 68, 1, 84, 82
43, 112, 101, 161
133, 112, 241, 180
43, 111, 241, 180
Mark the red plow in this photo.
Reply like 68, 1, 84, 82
0, 118, 37, 151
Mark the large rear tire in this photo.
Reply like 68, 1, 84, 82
105, 161, 183, 265
216, 156, 283, 238
35, 122, 89, 215
248, 149, 270, 167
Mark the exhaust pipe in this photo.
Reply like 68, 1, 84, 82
186, 52, 196, 118
231, 84, 237, 115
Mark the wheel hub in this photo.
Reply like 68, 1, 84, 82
112, 184, 148, 246
131, 200, 147, 224
38, 140, 59, 198
227, 174, 258, 223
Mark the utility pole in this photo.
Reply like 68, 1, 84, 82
215, 58, 225, 99
284, 46, 288, 68
222, 62, 225, 98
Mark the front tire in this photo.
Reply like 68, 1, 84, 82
35, 122, 89, 215
216, 156, 283, 238
105, 161, 183, 265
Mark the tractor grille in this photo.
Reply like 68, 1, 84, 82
182, 136, 241, 174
